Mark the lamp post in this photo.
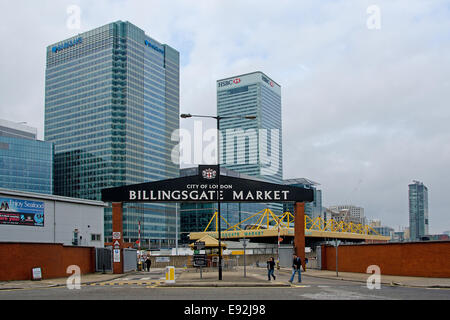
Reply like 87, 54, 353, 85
180, 113, 256, 280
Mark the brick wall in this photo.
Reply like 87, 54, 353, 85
0, 242, 95, 281
321, 241, 450, 278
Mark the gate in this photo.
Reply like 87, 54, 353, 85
96, 247, 112, 272
278, 246, 294, 268
123, 248, 138, 272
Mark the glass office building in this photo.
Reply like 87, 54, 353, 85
409, 180, 429, 240
0, 120, 53, 194
217, 72, 283, 215
283, 178, 322, 224
45, 21, 179, 247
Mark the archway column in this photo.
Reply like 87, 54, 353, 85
294, 202, 306, 270
112, 202, 124, 274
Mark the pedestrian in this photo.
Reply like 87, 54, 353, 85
145, 256, 151, 272
289, 254, 302, 283
267, 257, 276, 281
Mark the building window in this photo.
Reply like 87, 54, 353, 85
91, 234, 101, 241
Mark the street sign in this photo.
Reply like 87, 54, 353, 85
193, 254, 207, 267
113, 249, 120, 262
194, 241, 205, 250
32, 267, 42, 281
113, 232, 121, 240
239, 238, 249, 248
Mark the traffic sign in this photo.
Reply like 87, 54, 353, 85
193, 254, 207, 267
113, 232, 121, 240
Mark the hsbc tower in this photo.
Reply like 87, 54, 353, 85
217, 71, 283, 214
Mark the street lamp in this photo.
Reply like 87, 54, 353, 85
180, 113, 256, 280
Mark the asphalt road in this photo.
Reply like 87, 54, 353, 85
0, 271, 448, 301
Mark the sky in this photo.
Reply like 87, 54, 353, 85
0, 0, 449, 233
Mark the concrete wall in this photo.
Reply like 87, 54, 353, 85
0, 190, 104, 247
0, 242, 96, 281
321, 241, 450, 278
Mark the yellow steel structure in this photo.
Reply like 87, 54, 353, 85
189, 209, 391, 242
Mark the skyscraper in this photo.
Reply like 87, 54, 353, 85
217, 72, 283, 185
409, 180, 429, 240
45, 21, 179, 247
217, 72, 283, 215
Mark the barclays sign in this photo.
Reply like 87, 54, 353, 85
52, 37, 82, 53
144, 39, 164, 55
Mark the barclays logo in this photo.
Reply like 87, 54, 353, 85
144, 40, 164, 55
52, 37, 82, 53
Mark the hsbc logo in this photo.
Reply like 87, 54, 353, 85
262, 75, 274, 87
218, 78, 241, 88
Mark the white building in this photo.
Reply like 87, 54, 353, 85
0, 188, 105, 247
328, 205, 365, 224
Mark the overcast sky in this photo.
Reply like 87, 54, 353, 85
1, 0, 449, 233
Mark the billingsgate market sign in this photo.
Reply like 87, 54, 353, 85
101, 165, 314, 203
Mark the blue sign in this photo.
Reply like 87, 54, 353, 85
144, 39, 164, 55
0, 197, 44, 227
52, 37, 83, 53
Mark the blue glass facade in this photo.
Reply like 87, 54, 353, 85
45, 21, 179, 247
217, 72, 284, 216
283, 179, 322, 226
0, 136, 53, 194
409, 181, 429, 240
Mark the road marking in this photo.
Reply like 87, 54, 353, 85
292, 285, 311, 288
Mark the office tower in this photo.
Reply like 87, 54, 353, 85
217, 71, 283, 184
217, 72, 283, 216
284, 178, 322, 220
45, 21, 179, 247
409, 180, 429, 240
0, 119, 53, 194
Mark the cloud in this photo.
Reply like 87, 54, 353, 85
0, 0, 449, 233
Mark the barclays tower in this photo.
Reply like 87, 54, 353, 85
45, 21, 180, 247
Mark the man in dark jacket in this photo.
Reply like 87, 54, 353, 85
289, 254, 302, 283
145, 257, 151, 272
267, 257, 276, 281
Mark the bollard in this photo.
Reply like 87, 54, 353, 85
165, 266, 175, 284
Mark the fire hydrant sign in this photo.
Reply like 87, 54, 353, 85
113, 249, 121, 262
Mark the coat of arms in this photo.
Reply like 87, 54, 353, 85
202, 168, 217, 180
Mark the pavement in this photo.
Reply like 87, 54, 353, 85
1, 267, 449, 290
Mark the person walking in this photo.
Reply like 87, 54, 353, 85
145, 256, 152, 272
267, 257, 276, 281
289, 254, 302, 283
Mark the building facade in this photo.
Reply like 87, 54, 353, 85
283, 178, 322, 221
217, 71, 283, 215
0, 119, 53, 195
328, 205, 365, 225
217, 72, 283, 184
408, 180, 429, 240
44, 21, 180, 247
0, 188, 104, 247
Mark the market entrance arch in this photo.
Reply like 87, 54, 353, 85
101, 165, 314, 275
